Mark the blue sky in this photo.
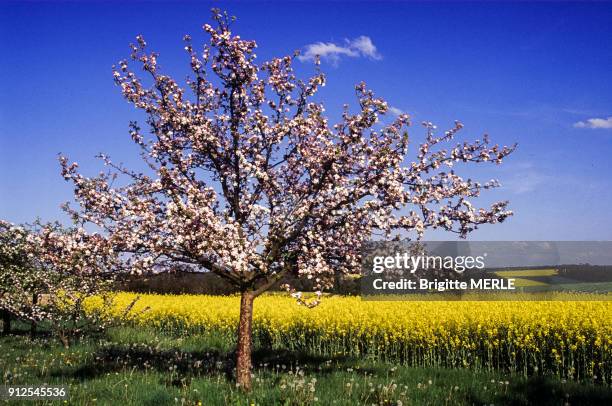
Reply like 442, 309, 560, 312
1, 1, 611, 240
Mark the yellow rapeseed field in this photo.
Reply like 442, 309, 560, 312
89, 292, 612, 382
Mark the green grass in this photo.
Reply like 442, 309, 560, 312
494, 268, 555, 287
1, 325, 611, 405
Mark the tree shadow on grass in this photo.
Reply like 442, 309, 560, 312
1, 322, 54, 339
3, 321, 107, 347
251, 347, 377, 375
467, 375, 612, 406
52, 344, 362, 385
54, 344, 231, 383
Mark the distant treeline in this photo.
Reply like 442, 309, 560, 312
116, 271, 361, 295
557, 264, 612, 282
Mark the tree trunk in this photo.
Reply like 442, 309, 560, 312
30, 322, 37, 339
236, 290, 255, 390
1, 310, 10, 334
58, 330, 70, 349
30, 294, 38, 339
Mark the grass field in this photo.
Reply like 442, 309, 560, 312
494, 268, 555, 287
491, 268, 612, 293
507, 277, 549, 287
493, 269, 559, 277
2, 324, 612, 405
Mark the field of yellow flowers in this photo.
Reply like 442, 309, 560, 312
89, 292, 612, 383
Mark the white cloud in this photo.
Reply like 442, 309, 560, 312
298, 36, 381, 65
504, 173, 548, 194
388, 106, 404, 116
573, 116, 612, 129
348, 36, 381, 59
497, 162, 550, 195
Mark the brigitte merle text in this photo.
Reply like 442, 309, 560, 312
370, 253, 516, 292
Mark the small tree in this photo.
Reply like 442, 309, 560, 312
59, 10, 515, 389
0, 221, 32, 334
0, 220, 117, 346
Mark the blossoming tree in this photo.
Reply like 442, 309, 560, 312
0, 220, 116, 345
59, 10, 515, 389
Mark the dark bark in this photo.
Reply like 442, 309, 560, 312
236, 290, 255, 390
1, 310, 11, 334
